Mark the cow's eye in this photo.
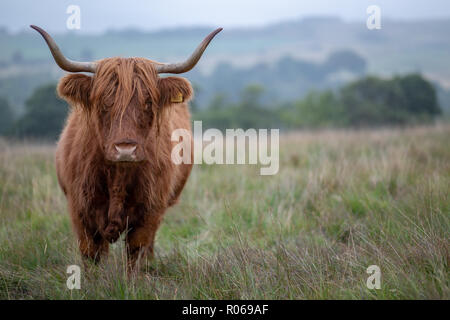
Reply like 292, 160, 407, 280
103, 96, 114, 108
145, 99, 152, 110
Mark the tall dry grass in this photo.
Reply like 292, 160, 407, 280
0, 125, 448, 299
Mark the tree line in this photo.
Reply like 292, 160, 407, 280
0, 73, 442, 140
195, 73, 441, 130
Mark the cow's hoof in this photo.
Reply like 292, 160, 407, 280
103, 223, 121, 243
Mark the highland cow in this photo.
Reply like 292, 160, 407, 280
31, 25, 222, 271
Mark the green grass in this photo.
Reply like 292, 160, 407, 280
0, 125, 449, 299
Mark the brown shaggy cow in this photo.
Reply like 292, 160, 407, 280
31, 25, 222, 271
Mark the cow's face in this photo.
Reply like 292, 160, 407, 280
57, 58, 192, 163
98, 92, 153, 162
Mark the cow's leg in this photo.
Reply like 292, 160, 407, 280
104, 170, 127, 243
103, 199, 124, 243
125, 213, 162, 273
78, 229, 109, 264
70, 203, 109, 264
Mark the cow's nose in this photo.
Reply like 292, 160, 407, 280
114, 142, 137, 161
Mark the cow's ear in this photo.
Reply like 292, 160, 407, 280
157, 77, 193, 107
57, 74, 93, 106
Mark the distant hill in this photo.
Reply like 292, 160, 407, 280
1, 16, 450, 112
188, 50, 367, 108
2, 16, 450, 75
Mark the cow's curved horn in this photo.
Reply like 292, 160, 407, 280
30, 25, 97, 73
155, 28, 222, 74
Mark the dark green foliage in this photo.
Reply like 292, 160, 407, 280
397, 74, 441, 115
7, 73, 443, 140
12, 83, 68, 140
339, 74, 441, 127
0, 72, 55, 114
435, 83, 450, 114
339, 76, 411, 126
0, 96, 14, 135
195, 84, 282, 130
282, 74, 442, 129
280, 90, 344, 128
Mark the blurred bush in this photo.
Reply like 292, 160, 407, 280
0, 96, 14, 135
280, 74, 442, 129
10, 83, 68, 140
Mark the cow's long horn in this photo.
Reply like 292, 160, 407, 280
155, 28, 222, 74
30, 25, 97, 73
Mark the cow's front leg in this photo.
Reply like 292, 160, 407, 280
78, 231, 109, 265
103, 185, 126, 243
71, 210, 109, 264
103, 205, 124, 243
125, 213, 162, 273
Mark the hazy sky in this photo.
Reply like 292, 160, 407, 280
2, 0, 450, 33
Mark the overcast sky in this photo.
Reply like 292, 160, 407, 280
2, 0, 450, 33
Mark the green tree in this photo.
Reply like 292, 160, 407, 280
12, 83, 68, 140
0, 97, 14, 136
282, 90, 343, 128
240, 84, 265, 109
232, 84, 279, 129
339, 76, 406, 126
280, 73, 441, 129
208, 92, 230, 111
339, 75, 441, 127
196, 84, 281, 130
190, 82, 202, 113
396, 74, 441, 116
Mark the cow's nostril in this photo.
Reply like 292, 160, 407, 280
113, 142, 138, 161
114, 144, 137, 155
112, 140, 138, 161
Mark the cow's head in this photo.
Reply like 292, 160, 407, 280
31, 25, 221, 163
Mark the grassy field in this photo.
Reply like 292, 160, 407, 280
0, 124, 448, 299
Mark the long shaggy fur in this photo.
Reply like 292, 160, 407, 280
56, 57, 193, 270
